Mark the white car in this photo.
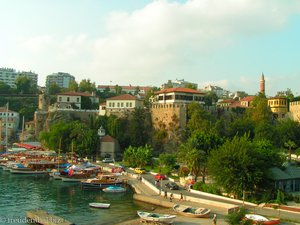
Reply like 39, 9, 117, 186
102, 158, 114, 163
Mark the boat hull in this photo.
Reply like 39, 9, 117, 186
137, 211, 176, 224
81, 181, 123, 188
10, 169, 49, 174
89, 203, 110, 209
173, 204, 211, 218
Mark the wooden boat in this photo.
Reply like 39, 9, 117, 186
102, 186, 126, 193
89, 203, 110, 209
137, 211, 176, 224
81, 174, 123, 188
26, 210, 74, 225
245, 214, 280, 225
173, 204, 211, 218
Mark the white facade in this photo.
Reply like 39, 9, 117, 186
161, 79, 198, 89
57, 93, 81, 109
99, 94, 144, 116
0, 107, 20, 139
0, 68, 38, 88
46, 72, 75, 90
155, 88, 205, 105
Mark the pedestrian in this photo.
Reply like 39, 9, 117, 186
155, 180, 157, 186
156, 180, 160, 187
170, 193, 173, 202
180, 192, 183, 201
212, 213, 217, 225
164, 190, 167, 199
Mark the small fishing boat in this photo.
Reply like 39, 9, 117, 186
137, 211, 176, 224
244, 214, 280, 225
173, 204, 211, 218
89, 203, 110, 209
102, 186, 126, 193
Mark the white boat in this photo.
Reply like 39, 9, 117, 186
173, 204, 211, 218
137, 211, 176, 224
245, 214, 280, 225
102, 186, 126, 193
89, 203, 110, 209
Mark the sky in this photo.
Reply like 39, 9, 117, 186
1, 0, 300, 96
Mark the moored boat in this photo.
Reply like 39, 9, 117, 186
245, 214, 280, 225
173, 204, 211, 218
102, 186, 126, 193
81, 174, 123, 188
137, 211, 176, 224
89, 203, 110, 209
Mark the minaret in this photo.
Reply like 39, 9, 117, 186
260, 73, 265, 95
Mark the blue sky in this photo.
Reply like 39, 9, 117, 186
0, 0, 300, 96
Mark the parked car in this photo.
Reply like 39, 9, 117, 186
154, 174, 166, 180
165, 182, 179, 190
134, 168, 146, 174
102, 158, 114, 163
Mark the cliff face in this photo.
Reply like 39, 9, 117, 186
35, 110, 99, 138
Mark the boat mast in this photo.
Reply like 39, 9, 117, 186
5, 102, 8, 152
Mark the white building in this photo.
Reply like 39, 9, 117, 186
161, 79, 198, 89
154, 87, 205, 104
46, 72, 75, 90
204, 84, 229, 98
0, 106, 20, 140
97, 85, 151, 95
99, 94, 144, 116
0, 68, 38, 88
56, 92, 99, 109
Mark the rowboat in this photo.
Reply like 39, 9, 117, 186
89, 203, 110, 209
102, 186, 126, 193
173, 204, 211, 218
245, 214, 280, 225
137, 211, 176, 224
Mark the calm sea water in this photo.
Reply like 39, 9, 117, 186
0, 169, 152, 225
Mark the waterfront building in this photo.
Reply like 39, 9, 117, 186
240, 96, 254, 108
161, 79, 198, 89
150, 87, 205, 129
46, 72, 75, 90
99, 94, 144, 117
0, 67, 38, 88
99, 135, 120, 159
267, 97, 288, 119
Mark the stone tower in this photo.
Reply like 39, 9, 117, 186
260, 73, 265, 95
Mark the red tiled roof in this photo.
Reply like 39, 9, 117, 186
101, 135, 117, 143
106, 94, 137, 101
0, 107, 17, 113
155, 87, 204, 95
58, 92, 92, 97
240, 96, 254, 102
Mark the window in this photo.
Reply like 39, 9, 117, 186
121, 102, 124, 107
129, 102, 132, 107
77, 98, 80, 102
59, 97, 62, 101
117, 102, 120, 107
126, 102, 129, 107
67, 97, 70, 102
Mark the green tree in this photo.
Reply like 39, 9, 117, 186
284, 140, 296, 162
158, 153, 176, 174
203, 91, 218, 106
184, 83, 197, 90
178, 131, 223, 182
48, 83, 62, 95
123, 145, 153, 167
15, 76, 36, 94
208, 135, 266, 198
78, 79, 96, 93
68, 80, 78, 92
246, 95, 273, 125
144, 86, 159, 108
114, 85, 123, 95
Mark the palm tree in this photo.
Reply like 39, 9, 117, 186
284, 140, 296, 161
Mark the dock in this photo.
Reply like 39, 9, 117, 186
26, 210, 74, 225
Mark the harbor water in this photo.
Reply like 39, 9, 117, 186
0, 169, 151, 225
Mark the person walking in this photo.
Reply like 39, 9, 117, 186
180, 192, 183, 201
169, 193, 173, 202
212, 213, 217, 225
164, 190, 168, 199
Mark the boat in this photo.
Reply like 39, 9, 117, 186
173, 204, 211, 218
244, 214, 280, 225
102, 186, 126, 193
137, 211, 176, 224
89, 203, 110, 209
81, 174, 123, 188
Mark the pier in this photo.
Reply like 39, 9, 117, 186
26, 210, 74, 225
